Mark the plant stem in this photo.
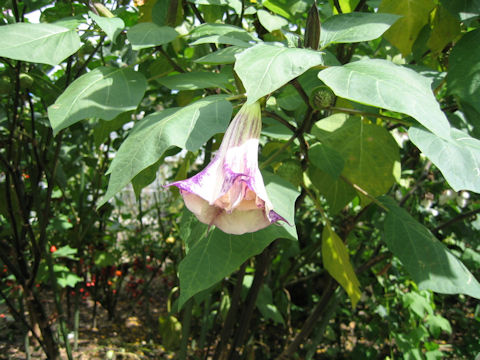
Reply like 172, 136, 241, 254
179, 298, 194, 360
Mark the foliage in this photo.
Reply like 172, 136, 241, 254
0, 0, 479, 359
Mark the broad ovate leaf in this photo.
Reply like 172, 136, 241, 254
318, 59, 451, 139
98, 96, 232, 207
379, 0, 435, 56
320, 12, 400, 48
0, 23, 82, 65
235, 43, 324, 104
127, 22, 178, 50
381, 196, 480, 299
89, 11, 125, 42
311, 114, 400, 204
48, 67, 147, 135
408, 126, 480, 193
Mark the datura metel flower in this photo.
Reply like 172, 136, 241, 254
166, 101, 285, 235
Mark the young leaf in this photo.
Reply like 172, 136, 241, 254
48, 67, 147, 135
98, 96, 233, 207
0, 23, 82, 66
320, 12, 401, 48
89, 11, 125, 42
318, 59, 451, 139
235, 43, 324, 104
408, 127, 480, 193
322, 224, 361, 308
381, 196, 480, 299
127, 22, 178, 50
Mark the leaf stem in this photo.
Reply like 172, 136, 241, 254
330, 106, 412, 126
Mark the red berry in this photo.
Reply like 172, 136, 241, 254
50, 245, 57, 253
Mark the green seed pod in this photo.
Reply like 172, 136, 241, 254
309, 85, 336, 110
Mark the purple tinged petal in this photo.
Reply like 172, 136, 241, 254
165, 101, 287, 235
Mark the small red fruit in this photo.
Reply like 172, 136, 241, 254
115, 270, 122, 277
50, 245, 57, 253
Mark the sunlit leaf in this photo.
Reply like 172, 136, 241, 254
318, 59, 451, 139
98, 96, 232, 207
0, 23, 82, 65
48, 67, 147, 135
322, 224, 361, 308
235, 43, 324, 104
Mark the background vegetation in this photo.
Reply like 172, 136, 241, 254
0, 0, 479, 358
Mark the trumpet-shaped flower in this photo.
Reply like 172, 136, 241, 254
166, 101, 285, 235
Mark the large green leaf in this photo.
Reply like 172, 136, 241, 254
257, 9, 288, 32
0, 23, 82, 65
98, 96, 233, 206
378, 0, 435, 56
89, 11, 125, 42
127, 22, 178, 50
48, 67, 147, 135
311, 114, 400, 204
308, 143, 344, 179
426, 5, 461, 54
322, 224, 361, 308
381, 196, 480, 299
318, 59, 451, 139
320, 12, 400, 48
157, 71, 230, 90
189, 23, 257, 42
446, 29, 480, 116
178, 173, 299, 308
195, 46, 245, 65
235, 43, 324, 104
308, 167, 357, 214
408, 127, 480, 193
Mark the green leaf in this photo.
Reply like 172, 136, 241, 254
381, 196, 480, 299
446, 29, 480, 115
308, 167, 357, 214
408, 126, 480, 193
256, 285, 285, 324
127, 22, 178, 50
195, 46, 244, 64
98, 96, 233, 207
190, 0, 242, 14
189, 23, 257, 42
0, 23, 82, 66
257, 9, 288, 33
440, 0, 480, 21
318, 59, 451, 139
57, 271, 83, 288
329, 0, 360, 13
379, 0, 435, 56
48, 67, 147, 135
308, 143, 344, 179
178, 224, 296, 309
312, 114, 400, 204
426, 5, 461, 54
178, 173, 299, 308
322, 224, 361, 308
402, 291, 433, 318
157, 71, 230, 90
89, 11, 125, 42
52, 245, 78, 260
235, 43, 324, 104
320, 12, 400, 48
426, 314, 452, 337
190, 35, 251, 47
